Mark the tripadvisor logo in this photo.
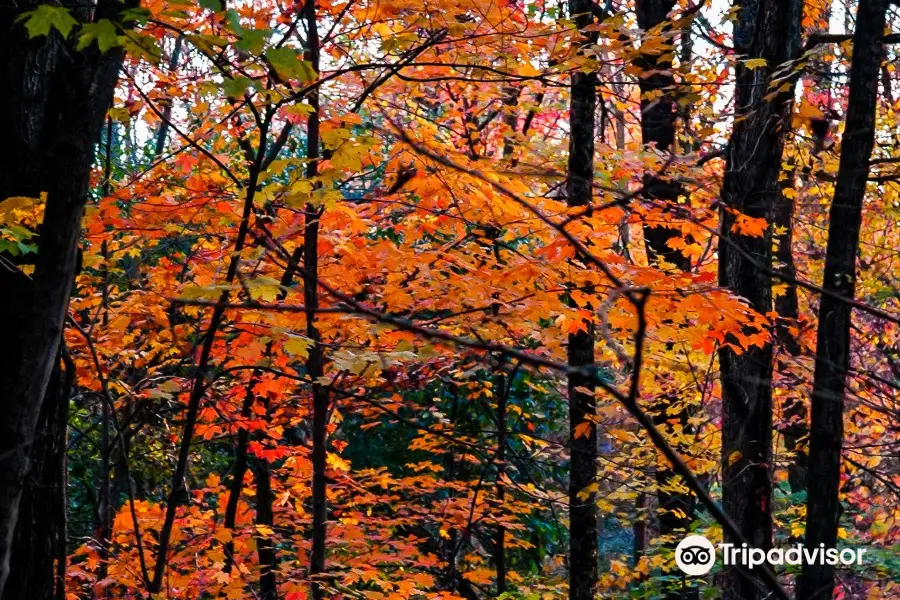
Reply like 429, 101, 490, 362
675, 535, 716, 576
675, 534, 868, 576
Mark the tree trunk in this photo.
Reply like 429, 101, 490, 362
778, 0, 838, 499
304, 2, 328, 598
634, 4, 697, 598
717, 1, 801, 598
774, 184, 808, 495
798, 2, 887, 598
494, 364, 508, 594
565, 1, 599, 598
222, 389, 254, 575
0, 3, 132, 595
3, 348, 71, 600
253, 457, 277, 600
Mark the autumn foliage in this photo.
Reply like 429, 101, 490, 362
1, 0, 899, 599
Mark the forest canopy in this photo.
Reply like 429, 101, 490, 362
0, 0, 899, 599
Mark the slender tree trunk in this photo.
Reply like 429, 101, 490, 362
717, 2, 801, 598
493, 87, 520, 595
565, 1, 599, 598
152, 37, 184, 159
494, 364, 508, 595
798, 2, 887, 597
774, 183, 807, 495
252, 457, 277, 600
0, 3, 133, 594
148, 129, 267, 594
96, 116, 116, 600
632, 493, 647, 568
778, 0, 837, 498
303, 2, 328, 598
222, 230, 303, 587
634, 4, 697, 598
222, 389, 254, 575
774, 172, 808, 498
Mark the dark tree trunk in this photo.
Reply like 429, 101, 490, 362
565, 1, 599, 599
303, 2, 328, 598
152, 37, 184, 159
798, 2, 887, 598
493, 364, 508, 595
631, 493, 647, 568
222, 389, 254, 575
252, 458, 277, 600
634, 4, 696, 598
0, 3, 132, 595
3, 348, 71, 600
778, 0, 837, 499
773, 192, 801, 358
636, 4, 688, 272
717, 1, 801, 598
774, 185, 807, 495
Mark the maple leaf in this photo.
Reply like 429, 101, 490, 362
573, 421, 593, 439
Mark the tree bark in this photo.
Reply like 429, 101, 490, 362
778, 0, 838, 498
152, 37, 184, 159
303, 2, 328, 598
717, 1, 801, 598
3, 348, 71, 600
634, 4, 697, 598
565, 1, 599, 599
493, 364, 508, 595
0, 3, 132, 595
222, 388, 254, 575
252, 457, 277, 600
774, 183, 808, 495
774, 171, 809, 497
798, 2, 887, 598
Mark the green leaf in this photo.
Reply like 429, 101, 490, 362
265, 47, 316, 82
225, 9, 244, 35
121, 33, 162, 64
0, 239, 21, 256
235, 28, 270, 55
120, 7, 152, 25
77, 19, 118, 52
17, 5, 78, 39
223, 76, 253, 99
198, 0, 222, 11
187, 34, 229, 54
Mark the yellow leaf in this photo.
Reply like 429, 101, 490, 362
214, 528, 233, 543
745, 58, 768, 69
246, 276, 282, 302
284, 336, 311, 358
576, 482, 598, 501
255, 525, 275, 537
326, 452, 351, 472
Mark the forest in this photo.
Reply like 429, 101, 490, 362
1, 0, 899, 598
